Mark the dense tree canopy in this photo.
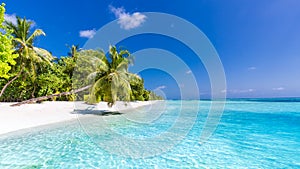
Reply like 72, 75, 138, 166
0, 3, 18, 79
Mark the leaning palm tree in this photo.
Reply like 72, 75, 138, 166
0, 17, 53, 98
10, 46, 141, 107
87, 46, 141, 107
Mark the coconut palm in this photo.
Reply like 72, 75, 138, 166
67, 44, 80, 58
10, 47, 145, 107
87, 46, 141, 107
0, 16, 53, 98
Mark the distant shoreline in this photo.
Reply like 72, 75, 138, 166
168, 97, 300, 102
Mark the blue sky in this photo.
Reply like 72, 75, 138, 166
3, 0, 300, 99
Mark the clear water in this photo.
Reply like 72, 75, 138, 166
0, 100, 300, 168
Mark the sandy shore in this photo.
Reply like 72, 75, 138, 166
0, 101, 155, 135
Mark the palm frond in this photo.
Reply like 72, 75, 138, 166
87, 72, 97, 81
26, 29, 45, 44
126, 73, 142, 82
94, 58, 109, 72
13, 37, 26, 47
116, 59, 129, 72
33, 47, 54, 65
89, 76, 107, 101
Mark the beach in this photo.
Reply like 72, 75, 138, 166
0, 101, 155, 135
1, 100, 299, 168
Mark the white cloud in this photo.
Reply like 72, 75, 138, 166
248, 66, 257, 70
186, 70, 192, 74
248, 89, 254, 92
272, 87, 285, 91
221, 89, 227, 93
222, 89, 255, 93
234, 89, 255, 93
109, 5, 146, 30
4, 14, 36, 28
28, 19, 36, 27
79, 29, 96, 39
155, 85, 166, 90
4, 13, 17, 25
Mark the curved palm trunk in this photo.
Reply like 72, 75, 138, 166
10, 85, 91, 107
31, 83, 37, 98
0, 67, 23, 98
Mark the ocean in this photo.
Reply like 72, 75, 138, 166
0, 99, 299, 168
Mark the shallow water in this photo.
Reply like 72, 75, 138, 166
0, 100, 299, 168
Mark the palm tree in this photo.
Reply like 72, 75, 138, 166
0, 17, 53, 98
88, 46, 141, 107
10, 46, 141, 107
67, 44, 80, 58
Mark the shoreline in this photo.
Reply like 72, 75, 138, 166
0, 101, 156, 135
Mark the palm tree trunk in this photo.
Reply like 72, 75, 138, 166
31, 83, 36, 98
10, 85, 91, 107
0, 68, 23, 98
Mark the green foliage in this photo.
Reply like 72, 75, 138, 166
0, 3, 18, 79
87, 46, 143, 106
0, 54, 73, 102
1, 16, 54, 98
0, 74, 33, 101
149, 91, 164, 100
130, 78, 145, 101
0, 3, 3, 24
143, 90, 150, 101
36, 64, 72, 100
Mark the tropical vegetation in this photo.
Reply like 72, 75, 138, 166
0, 4, 163, 106
0, 4, 18, 81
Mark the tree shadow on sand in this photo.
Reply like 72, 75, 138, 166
72, 109, 123, 116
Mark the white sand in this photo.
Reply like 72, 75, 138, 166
0, 101, 155, 135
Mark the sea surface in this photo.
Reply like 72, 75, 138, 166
0, 99, 299, 168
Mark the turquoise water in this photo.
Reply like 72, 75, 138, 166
0, 100, 300, 168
